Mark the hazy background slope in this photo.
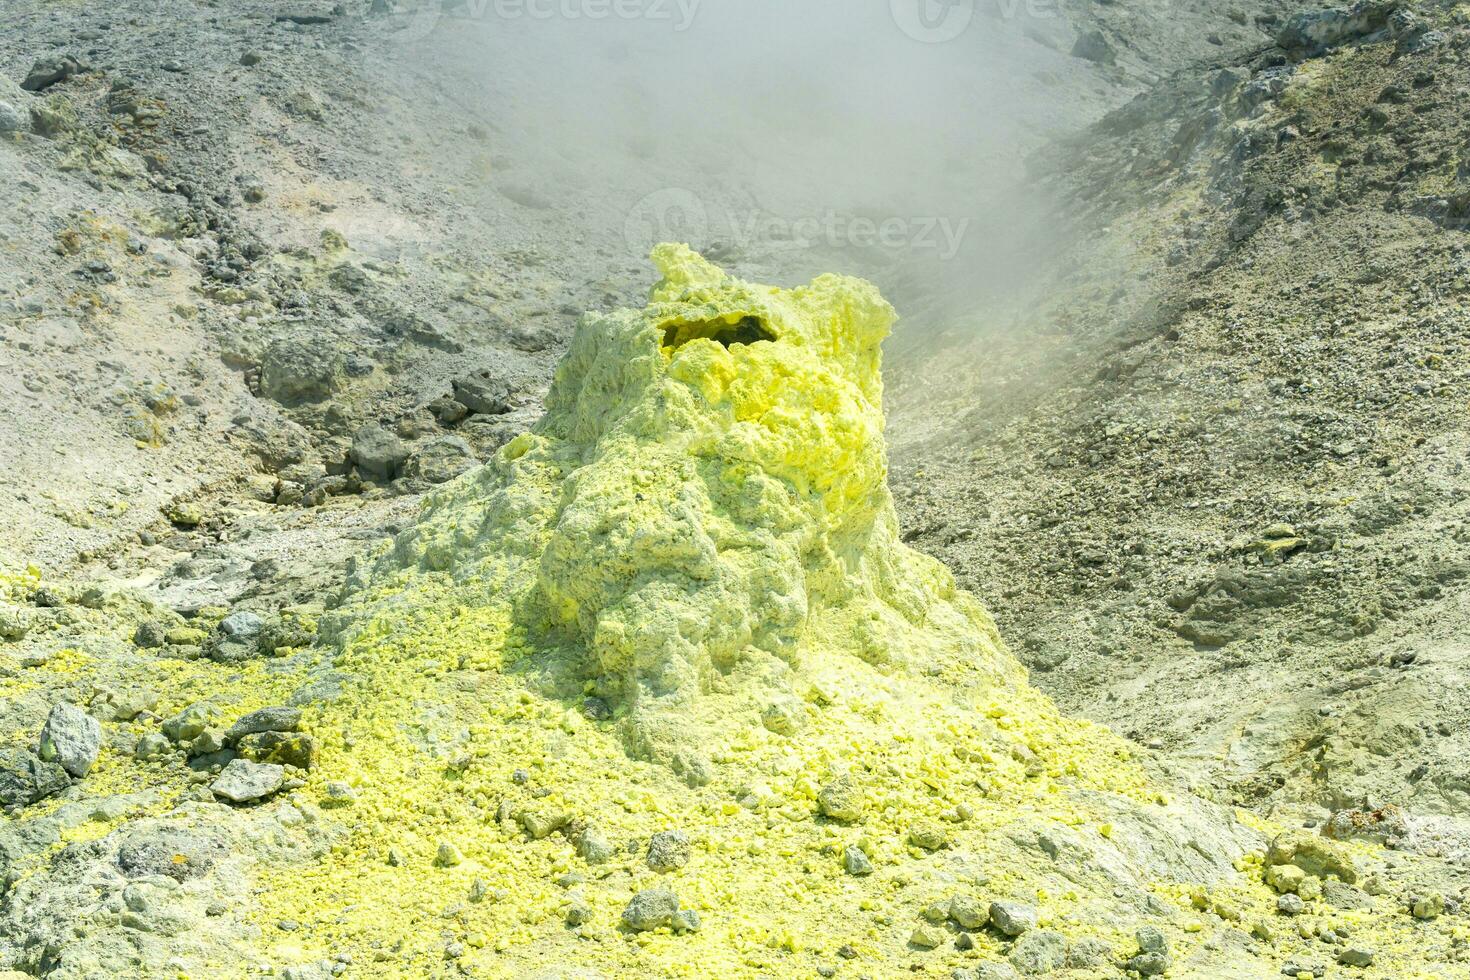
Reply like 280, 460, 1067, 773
892, 4, 1470, 854
0, 0, 1308, 568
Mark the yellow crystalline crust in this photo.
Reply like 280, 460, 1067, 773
249, 247, 1356, 978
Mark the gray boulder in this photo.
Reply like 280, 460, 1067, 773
117, 828, 222, 881
842, 845, 873, 876
646, 830, 691, 872
452, 370, 513, 415
989, 900, 1038, 937
577, 826, 614, 864
238, 731, 318, 770
1071, 30, 1116, 65
187, 728, 226, 758
949, 894, 988, 930
0, 73, 26, 133
22, 55, 84, 92
38, 702, 102, 777
208, 610, 267, 663
351, 425, 408, 481
207, 639, 257, 665
92, 686, 158, 722
162, 703, 216, 743
210, 759, 285, 803
403, 436, 476, 484
622, 888, 680, 932
0, 100, 26, 134
1276, 2, 1395, 54
427, 396, 468, 425
1009, 930, 1067, 975
0, 605, 32, 641
1124, 951, 1170, 976
219, 610, 264, 641
134, 733, 171, 760
225, 705, 302, 746
133, 620, 167, 648
974, 965, 1021, 980
817, 774, 864, 822
259, 336, 344, 405
0, 748, 70, 807
1136, 925, 1168, 955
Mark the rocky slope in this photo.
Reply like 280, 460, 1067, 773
3, 0, 1470, 978
894, 0, 1470, 862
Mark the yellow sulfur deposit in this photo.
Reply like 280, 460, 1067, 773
244, 247, 1454, 978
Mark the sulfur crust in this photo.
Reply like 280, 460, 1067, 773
207, 247, 1454, 977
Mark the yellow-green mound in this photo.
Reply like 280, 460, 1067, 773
234, 247, 1457, 978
